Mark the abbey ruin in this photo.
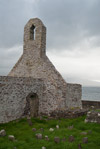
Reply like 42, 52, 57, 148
0, 18, 82, 123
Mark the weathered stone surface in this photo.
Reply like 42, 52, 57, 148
0, 129, 6, 136
32, 128, 36, 132
50, 109, 87, 119
82, 137, 88, 144
54, 137, 60, 143
49, 128, 54, 132
35, 133, 42, 139
68, 135, 75, 142
8, 135, 15, 141
0, 18, 82, 123
56, 125, 59, 129
0, 77, 44, 123
42, 147, 46, 149
82, 100, 100, 109
45, 135, 49, 141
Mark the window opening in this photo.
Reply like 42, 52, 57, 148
30, 25, 35, 40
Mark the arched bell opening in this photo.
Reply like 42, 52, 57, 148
30, 25, 36, 40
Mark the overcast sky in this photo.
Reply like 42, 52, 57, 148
0, 0, 100, 86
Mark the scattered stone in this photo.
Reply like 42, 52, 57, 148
98, 113, 100, 117
14, 147, 17, 149
84, 119, 88, 123
78, 144, 82, 149
62, 137, 66, 142
49, 128, 54, 132
80, 132, 87, 135
82, 137, 88, 144
56, 125, 59, 129
68, 135, 75, 142
8, 135, 15, 141
68, 125, 74, 130
45, 135, 49, 141
35, 133, 42, 139
42, 147, 46, 149
0, 129, 6, 136
32, 128, 36, 132
54, 137, 60, 143
40, 128, 44, 132
91, 106, 94, 109
85, 111, 100, 123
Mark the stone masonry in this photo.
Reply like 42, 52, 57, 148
0, 18, 82, 123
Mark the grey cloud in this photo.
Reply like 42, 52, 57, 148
0, 0, 100, 50
35, 0, 100, 50
0, 0, 100, 86
0, 0, 36, 48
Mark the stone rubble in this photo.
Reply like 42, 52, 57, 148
85, 110, 100, 123
8, 135, 15, 141
35, 133, 42, 139
0, 129, 6, 136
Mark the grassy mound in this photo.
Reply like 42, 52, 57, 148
0, 116, 100, 149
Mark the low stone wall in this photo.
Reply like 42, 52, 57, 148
49, 109, 87, 119
82, 100, 100, 109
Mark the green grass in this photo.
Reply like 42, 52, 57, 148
0, 116, 100, 149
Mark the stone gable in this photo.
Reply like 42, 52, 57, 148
0, 18, 82, 123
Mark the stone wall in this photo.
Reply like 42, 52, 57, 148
82, 100, 100, 109
8, 18, 82, 112
0, 76, 44, 123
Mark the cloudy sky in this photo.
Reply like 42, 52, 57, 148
0, 0, 100, 86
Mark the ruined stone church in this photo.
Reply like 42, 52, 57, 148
0, 18, 82, 123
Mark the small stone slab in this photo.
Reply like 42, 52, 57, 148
35, 133, 42, 139
42, 147, 46, 149
56, 125, 59, 129
45, 135, 49, 141
32, 128, 37, 132
54, 137, 60, 143
8, 135, 15, 141
49, 128, 54, 132
0, 129, 6, 136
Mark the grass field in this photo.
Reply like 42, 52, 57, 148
0, 116, 100, 149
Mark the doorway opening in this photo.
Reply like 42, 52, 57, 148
24, 93, 39, 117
